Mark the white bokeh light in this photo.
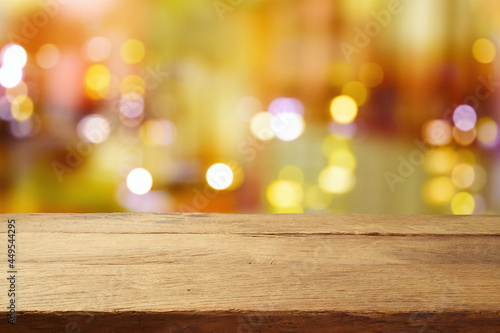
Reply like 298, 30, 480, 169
0, 66, 23, 88
271, 111, 305, 142
126, 168, 153, 195
2, 44, 27, 69
77, 114, 111, 143
206, 163, 233, 190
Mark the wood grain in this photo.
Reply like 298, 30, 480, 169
0, 213, 499, 332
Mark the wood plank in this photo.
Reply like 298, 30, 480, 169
0, 213, 499, 332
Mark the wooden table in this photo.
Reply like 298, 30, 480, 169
1, 213, 499, 332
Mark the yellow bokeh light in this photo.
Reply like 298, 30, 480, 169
250, 112, 274, 141
341, 81, 368, 105
85, 65, 110, 99
359, 62, 384, 87
266, 180, 303, 208
278, 165, 304, 183
140, 120, 164, 146
120, 75, 146, 96
11, 95, 33, 121
329, 148, 356, 170
126, 168, 153, 195
451, 192, 475, 215
472, 38, 496, 64
422, 176, 455, 205
476, 117, 498, 145
318, 166, 355, 194
206, 163, 233, 190
329, 62, 354, 87
322, 135, 350, 157
120, 39, 145, 64
304, 185, 332, 210
330, 95, 358, 124
139, 119, 176, 146
451, 163, 475, 189
456, 149, 476, 165
423, 147, 457, 175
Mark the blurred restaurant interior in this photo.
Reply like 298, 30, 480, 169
0, 0, 499, 214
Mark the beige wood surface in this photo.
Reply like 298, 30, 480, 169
0, 213, 499, 332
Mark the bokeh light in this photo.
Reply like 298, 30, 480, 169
451, 163, 475, 189
422, 119, 452, 146
451, 192, 475, 215
85, 64, 110, 99
139, 119, 176, 146
341, 81, 368, 105
268, 97, 304, 116
36, 44, 60, 69
330, 62, 354, 87
278, 165, 304, 183
77, 114, 111, 144
358, 62, 383, 87
237, 96, 262, 121
0, 65, 23, 88
304, 185, 332, 211
472, 38, 496, 64
453, 105, 477, 131
318, 166, 355, 194
120, 75, 145, 96
271, 111, 305, 141
422, 176, 455, 205
330, 95, 358, 124
126, 168, 153, 195
328, 121, 357, 139
476, 117, 498, 146
86, 36, 112, 62
0, 1, 499, 216
267, 180, 303, 208
329, 148, 356, 170
1, 44, 27, 68
423, 147, 457, 175
9, 117, 37, 138
120, 92, 144, 118
452, 126, 476, 146
10, 95, 33, 121
250, 112, 274, 141
322, 135, 351, 157
206, 163, 233, 190
120, 39, 145, 64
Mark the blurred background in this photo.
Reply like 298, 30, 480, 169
0, 0, 498, 214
